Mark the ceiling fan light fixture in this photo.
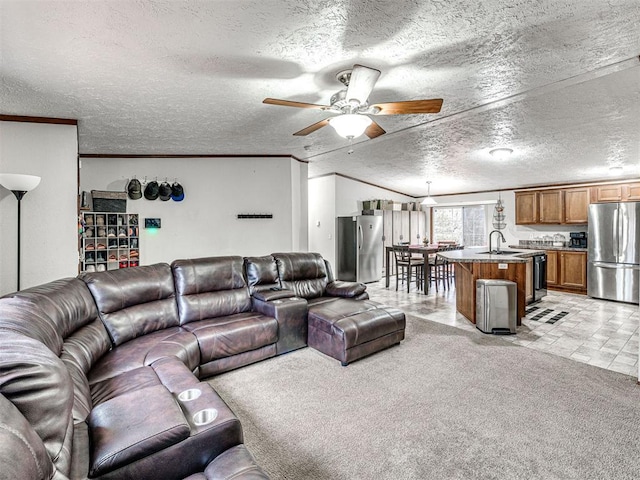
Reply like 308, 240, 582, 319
489, 148, 513, 160
329, 114, 372, 139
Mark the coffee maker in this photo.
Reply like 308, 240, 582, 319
569, 232, 587, 248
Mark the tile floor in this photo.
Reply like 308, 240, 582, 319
368, 277, 639, 379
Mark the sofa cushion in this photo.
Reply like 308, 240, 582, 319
0, 393, 54, 480
0, 297, 64, 356
183, 312, 278, 364
2, 278, 99, 340
273, 252, 329, 299
88, 384, 190, 477
82, 263, 179, 346
88, 327, 200, 385
244, 255, 280, 294
172, 256, 252, 325
0, 331, 74, 478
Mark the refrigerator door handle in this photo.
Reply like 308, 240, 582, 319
357, 224, 363, 250
592, 262, 640, 270
613, 207, 619, 259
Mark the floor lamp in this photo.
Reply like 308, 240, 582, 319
0, 173, 42, 291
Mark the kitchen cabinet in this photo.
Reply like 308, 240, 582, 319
592, 184, 623, 203
525, 257, 534, 304
538, 190, 563, 223
591, 182, 640, 203
381, 209, 427, 274
559, 251, 587, 292
546, 249, 587, 294
516, 188, 588, 225
546, 250, 558, 286
624, 182, 640, 201
515, 192, 538, 224
563, 187, 590, 223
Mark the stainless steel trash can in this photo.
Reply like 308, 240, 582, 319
476, 279, 516, 334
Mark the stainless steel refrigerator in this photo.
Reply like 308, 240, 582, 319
336, 215, 383, 283
587, 202, 640, 304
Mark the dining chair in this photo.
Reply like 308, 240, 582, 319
393, 245, 424, 293
428, 248, 450, 292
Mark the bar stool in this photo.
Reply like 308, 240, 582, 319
393, 245, 424, 293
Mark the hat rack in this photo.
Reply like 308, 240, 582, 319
237, 214, 273, 219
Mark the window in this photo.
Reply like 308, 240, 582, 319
432, 205, 487, 247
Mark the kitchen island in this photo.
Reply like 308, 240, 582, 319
437, 248, 545, 325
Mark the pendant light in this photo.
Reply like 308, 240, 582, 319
421, 181, 437, 205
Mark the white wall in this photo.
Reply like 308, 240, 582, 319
308, 174, 415, 267
80, 156, 307, 265
308, 175, 336, 265
0, 121, 79, 294
429, 190, 588, 247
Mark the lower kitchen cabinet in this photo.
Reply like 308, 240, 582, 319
546, 250, 587, 294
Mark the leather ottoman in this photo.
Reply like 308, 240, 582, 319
307, 299, 406, 365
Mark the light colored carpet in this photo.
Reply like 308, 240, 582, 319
209, 314, 640, 479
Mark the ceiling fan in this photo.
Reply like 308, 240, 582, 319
263, 64, 443, 140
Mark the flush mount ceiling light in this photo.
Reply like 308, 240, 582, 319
421, 180, 437, 205
608, 165, 624, 176
328, 114, 373, 139
489, 148, 513, 160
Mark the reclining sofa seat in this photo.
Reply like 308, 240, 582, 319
0, 267, 267, 480
171, 256, 279, 377
271, 252, 406, 366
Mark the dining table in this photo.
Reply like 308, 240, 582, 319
384, 244, 440, 292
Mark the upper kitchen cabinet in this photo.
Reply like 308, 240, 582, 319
515, 191, 538, 224
515, 187, 589, 225
563, 187, 590, 224
591, 181, 640, 203
538, 190, 564, 223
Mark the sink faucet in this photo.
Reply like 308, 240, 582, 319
489, 230, 506, 254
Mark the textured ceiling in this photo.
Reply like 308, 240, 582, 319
1, 0, 639, 196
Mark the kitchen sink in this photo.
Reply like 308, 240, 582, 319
478, 250, 521, 255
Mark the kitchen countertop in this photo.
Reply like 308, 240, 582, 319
508, 244, 588, 252
437, 247, 546, 263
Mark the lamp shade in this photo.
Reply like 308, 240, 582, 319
421, 196, 437, 205
329, 114, 372, 139
0, 173, 41, 192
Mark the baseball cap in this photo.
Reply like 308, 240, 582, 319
171, 181, 185, 202
127, 178, 142, 200
144, 180, 159, 200
159, 181, 172, 201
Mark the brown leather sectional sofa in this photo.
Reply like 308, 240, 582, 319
0, 252, 405, 480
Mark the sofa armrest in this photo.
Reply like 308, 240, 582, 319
252, 288, 295, 302
252, 297, 308, 355
325, 281, 367, 298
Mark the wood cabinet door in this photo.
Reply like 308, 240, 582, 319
538, 190, 564, 223
559, 251, 587, 290
624, 182, 640, 201
525, 257, 533, 303
515, 192, 538, 224
563, 187, 590, 224
592, 184, 623, 203
546, 250, 558, 286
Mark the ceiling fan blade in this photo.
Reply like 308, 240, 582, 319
365, 121, 386, 139
263, 98, 329, 109
293, 119, 331, 136
346, 64, 381, 104
371, 99, 443, 115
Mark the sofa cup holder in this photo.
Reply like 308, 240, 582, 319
177, 388, 202, 402
193, 408, 218, 426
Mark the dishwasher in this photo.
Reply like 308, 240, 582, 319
532, 253, 547, 303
